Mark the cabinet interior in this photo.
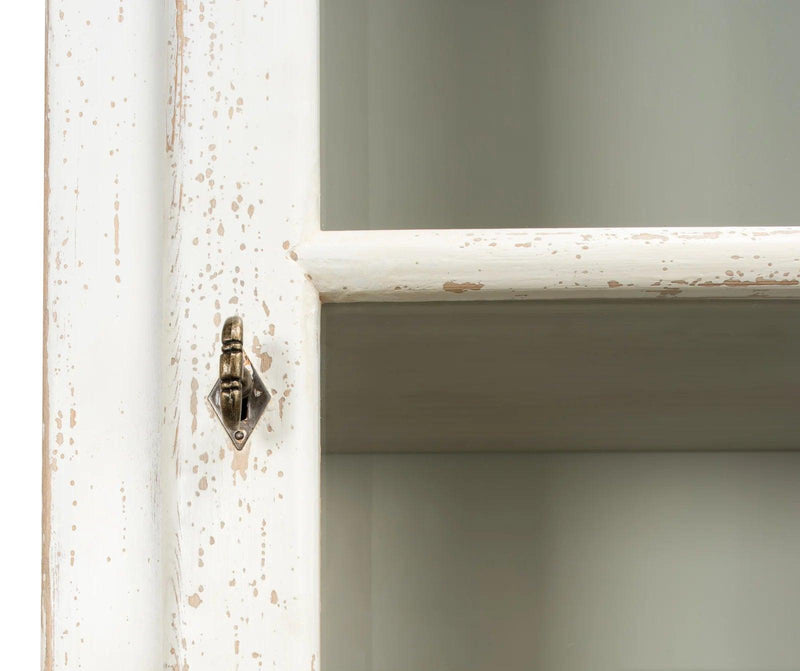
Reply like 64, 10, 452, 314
321, 0, 800, 230
321, 301, 800, 670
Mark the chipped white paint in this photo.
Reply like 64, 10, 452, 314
45, 2, 800, 671
46, 0, 319, 669
44, 0, 165, 669
298, 228, 800, 302
161, 0, 319, 670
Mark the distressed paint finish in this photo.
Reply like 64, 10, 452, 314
298, 228, 800, 302
43, 1, 800, 669
46, 0, 320, 668
44, 0, 165, 669
162, 1, 319, 671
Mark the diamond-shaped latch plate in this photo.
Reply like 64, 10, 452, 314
208, 316, 270, 450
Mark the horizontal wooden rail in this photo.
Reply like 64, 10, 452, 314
297, 227, 800, 302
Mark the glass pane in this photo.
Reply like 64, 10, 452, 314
322, 1, 800, 229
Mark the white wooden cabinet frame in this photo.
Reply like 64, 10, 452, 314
43, 1, 800, 670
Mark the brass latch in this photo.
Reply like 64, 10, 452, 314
208, 316, 270, 449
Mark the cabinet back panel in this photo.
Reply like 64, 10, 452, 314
323, 452, 800, 671
322, 0, 800, 229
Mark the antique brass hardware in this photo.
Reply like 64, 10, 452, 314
208, 316, 270, 449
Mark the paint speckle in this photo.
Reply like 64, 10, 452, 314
443, 281, 484, 294
252, 336, 273, 373
190, 378, 199, 434
698, 277, 799, 288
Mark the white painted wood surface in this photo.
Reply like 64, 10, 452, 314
44, 1, 165, 669
46, 0, 320, 670
298, 228, 800, 302
44, 2, 800, 671
161, 0, 320, 669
